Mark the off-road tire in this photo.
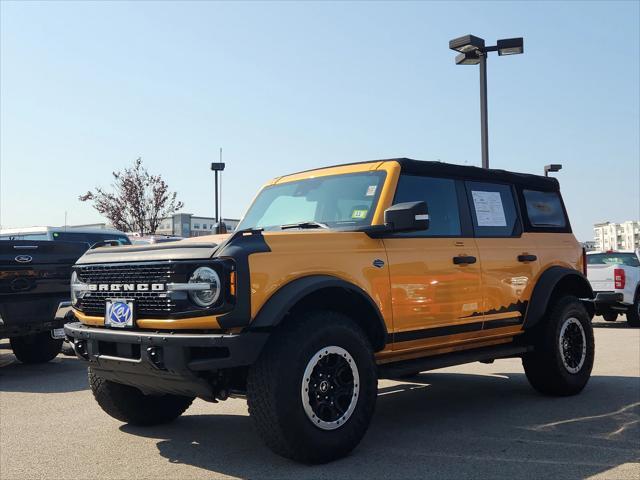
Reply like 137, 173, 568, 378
602, 313, 618, 322
626, 293, 640, 328
246, 310, 377, 464
10, 332, 63, 364
523, 295, 594, 396
88, 368, 194, 426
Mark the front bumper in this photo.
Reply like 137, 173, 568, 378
64, 322, 268, 399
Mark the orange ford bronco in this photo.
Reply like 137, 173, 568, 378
65, 159, 594, 463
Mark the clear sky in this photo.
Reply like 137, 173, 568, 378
1, 0, 638, 242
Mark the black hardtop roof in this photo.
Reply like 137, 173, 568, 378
395, 158, 560, 191
288, 158, 560, 192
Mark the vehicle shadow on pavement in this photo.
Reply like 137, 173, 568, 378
120, 371, 640, 480
0, 353, 88, 393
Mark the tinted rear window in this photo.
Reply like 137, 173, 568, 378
52, 232, 131, 246
587, 253, 640, 267
523, 190, 567, 228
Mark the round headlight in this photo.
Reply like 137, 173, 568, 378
188, 267, 221, 307
70, 271, 83, 305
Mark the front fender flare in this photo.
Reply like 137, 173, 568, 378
247, 275, 388, 350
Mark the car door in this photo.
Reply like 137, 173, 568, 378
382, 175, 484, 354
464, 181, 540, 332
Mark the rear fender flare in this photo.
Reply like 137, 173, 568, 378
524, 266, 594, 329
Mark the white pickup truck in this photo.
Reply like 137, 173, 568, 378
587, 250, 640, 327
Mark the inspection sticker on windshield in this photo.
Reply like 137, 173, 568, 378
365, 185, 377, 196
472, 191, 507, 227
351, 209, 368, 219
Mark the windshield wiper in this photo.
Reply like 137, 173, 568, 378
280, 221, 329, 230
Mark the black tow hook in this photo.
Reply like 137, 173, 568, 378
146, 347, 165, 369
73, 340, 89, 360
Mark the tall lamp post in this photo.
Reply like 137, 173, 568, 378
544, 164, 563, 177
449, 35, 524, 169
211, 150, 225, 233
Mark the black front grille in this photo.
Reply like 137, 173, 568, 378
76, 263, 174, 317
77, 263, 173, 284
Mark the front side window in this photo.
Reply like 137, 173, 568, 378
523, 190, 567, 228
237, 171, 386, 231
466, 181, 520, 237
392, 175, 461, 237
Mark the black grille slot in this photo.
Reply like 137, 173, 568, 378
76, 263, 175, 317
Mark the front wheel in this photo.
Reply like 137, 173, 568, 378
88, 368, 194, 426
247, 311, 377, 464
10, 331, 63, 364
523, 296, 594, 396
602, 313, 618, 322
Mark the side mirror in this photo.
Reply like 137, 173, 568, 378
384, 201, 429, 233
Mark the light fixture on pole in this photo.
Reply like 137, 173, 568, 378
449, 35, 524, 169
210, 152, 225, 233
544, 164, 563, 177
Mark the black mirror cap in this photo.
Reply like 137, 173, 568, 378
384, 201, 429, 233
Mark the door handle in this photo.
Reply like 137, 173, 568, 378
453, 255, 477, 265
518, 254, 537, 262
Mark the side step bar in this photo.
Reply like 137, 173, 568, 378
378, 343, 532, 379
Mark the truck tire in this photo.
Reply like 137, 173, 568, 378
88, 368, 194, 426
626, 293, 640, 328
602, 313, 618, 322
10, 332, 63, 364
246, 310, 377, 464
523, 296, 594, 396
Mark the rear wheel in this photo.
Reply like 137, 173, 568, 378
602, 313, 618, 322
247, 310, 377, 464
10, 331, 63, 364
626, 293, 640, 328
88, 368, 194, 426
523, 296, 594, 396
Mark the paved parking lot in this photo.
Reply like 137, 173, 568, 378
1, 317, 638, 480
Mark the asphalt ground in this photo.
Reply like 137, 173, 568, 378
1, 316, 638, 480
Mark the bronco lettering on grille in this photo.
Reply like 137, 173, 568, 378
88, 284, 166, 292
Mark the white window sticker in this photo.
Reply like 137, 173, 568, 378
365, 185, 377, 197
472, 191, 507, 227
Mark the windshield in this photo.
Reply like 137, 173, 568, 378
587, 253, 640, 267
237, 171, 386, 231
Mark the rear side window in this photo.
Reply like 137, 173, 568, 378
465, 181, 521, 237
393, 175, 461, 237
523, 190, 566, 228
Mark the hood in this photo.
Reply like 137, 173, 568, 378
76, 241, 219, 264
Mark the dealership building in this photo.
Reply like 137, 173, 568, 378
155, 213, 240, 238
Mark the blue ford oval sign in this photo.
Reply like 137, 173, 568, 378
15, 255, 33, 263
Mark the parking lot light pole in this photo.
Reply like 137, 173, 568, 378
544, 164, 563, 177
210, 154, 225, 232
449, 35, 524, 169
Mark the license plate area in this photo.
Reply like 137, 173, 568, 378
51, 328, 66, 339
98, 341, 141, 360
105, 300, 135, 328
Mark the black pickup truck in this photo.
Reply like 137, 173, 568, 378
0, 240, 88, 363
